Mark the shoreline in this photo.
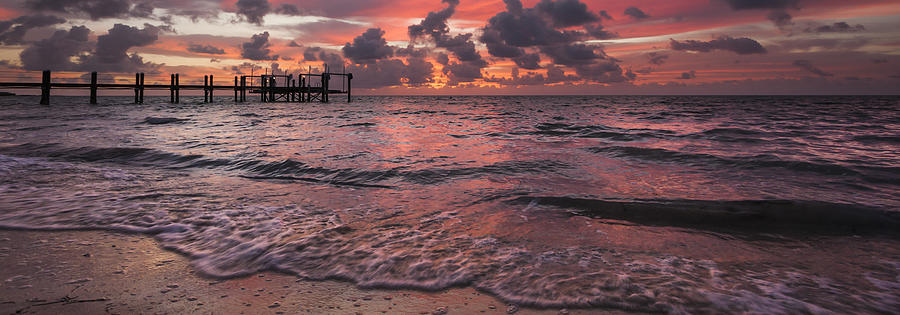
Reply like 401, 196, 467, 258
0, 229, 603, 314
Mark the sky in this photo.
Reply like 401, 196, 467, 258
0, 0, 898, 94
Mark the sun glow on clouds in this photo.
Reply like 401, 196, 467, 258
0, 0, 898, 94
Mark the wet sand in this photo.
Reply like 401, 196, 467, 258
0, 229, 601, 314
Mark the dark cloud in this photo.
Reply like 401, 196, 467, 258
396, 45, 429, 58
19, 25, 91, 70
648, 52, 669, 65
407, 0, 487, 84
721, 0, 798, 27
236, 0, 270, 25
670, 36, 767, 54
303, 46, 344, 68
872, 59, 888, 64
342, 28, 394, 64
408, 0, 458, 41
0, 14, 66, 45
485, 67, 549, 86
573, 61, 632, 83
678, 70, 696, 80
187, 43, 225, 54
288, 41, 301, 47
478, 0, 630, 84
19, 23, 161, 72
535, 0, 598, 27
229, 62, 262, 75
793, 60, 833, 77
346, 58, 434, 88
275, 4, 302, 15
241, 31, 279, 60
403, 58, 434, 86
767, 10, 792, 28
584, 24, 617, 40
623, 7, 650, 20
721, 0, 798, 10
599, 10, 613, 20
513, 53, 541, 70
23, 0, 150, 20
806, 22, 865, 33
80, 23, 161, 71
540, 43, 603, 66
442, 61, 485, 85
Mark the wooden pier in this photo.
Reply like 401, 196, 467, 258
0, 70, 352, 105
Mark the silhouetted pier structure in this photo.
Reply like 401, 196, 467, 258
0, 70, 352, 105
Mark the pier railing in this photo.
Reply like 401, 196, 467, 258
0, 70, 353, 105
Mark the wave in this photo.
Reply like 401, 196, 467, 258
587, 145, 897, 184
0, 143, 569, 187
508, 196, 900, 233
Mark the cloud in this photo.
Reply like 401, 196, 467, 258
720, 0, 798, 10
275, 4, 302, 15
670, 36, 767, 54
720, 0, 799, 27
806, 22, 865, 33
540, 43, 603, 66
648, 52, 669, 65
598, 10, 613, 20
229, 62, 262, 74
19, 25, 92, 70
573, 61, 633, 83
346, 58, 434, 88
535, 0, 598, 27
678, 70, 696, 80
19, 23, 161, 72
236, 0, 270, 25
623, 7, 650, 20
793, 60, 833, 77
513, 53, 541, 70
403, 57, 434, 86
288, 40, 302, 47
767, 10, 792, 28
79, 23, 162, 72
478, 0, 630, 84
0, 14, 67, 45
241, 31, 279, 60
23, 0, 151, 20
408, 0, 487, 83
187, 43, 225, 54
303, 46, 345, 68
342, 28, 394, 64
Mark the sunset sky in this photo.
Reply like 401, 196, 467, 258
0, 0, 898, 94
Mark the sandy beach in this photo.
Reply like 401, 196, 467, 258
0, 229, 600, 314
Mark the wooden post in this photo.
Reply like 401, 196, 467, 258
175, 73, 179, 104
134, 73, 140, 104
170, 74, 175, 103
209, 74, 213, 102
269, 77, 275, 101
347, 73, 352, 103
260, 75, 266, 102
139, 72, 145, 104
240, 76, 246, 102
39, 70, 50, 105
234, 76, 238, 102
203, 75, 208, 103
90, 72, 98, 104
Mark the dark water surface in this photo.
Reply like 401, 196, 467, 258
1, 95, 898, 313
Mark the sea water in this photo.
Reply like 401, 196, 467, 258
0, 95, 898, 313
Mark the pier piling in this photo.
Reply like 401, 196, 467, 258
90, 72, 98, 104
40, 70, 50, 105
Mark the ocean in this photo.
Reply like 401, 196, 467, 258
0, 95, 898, 313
